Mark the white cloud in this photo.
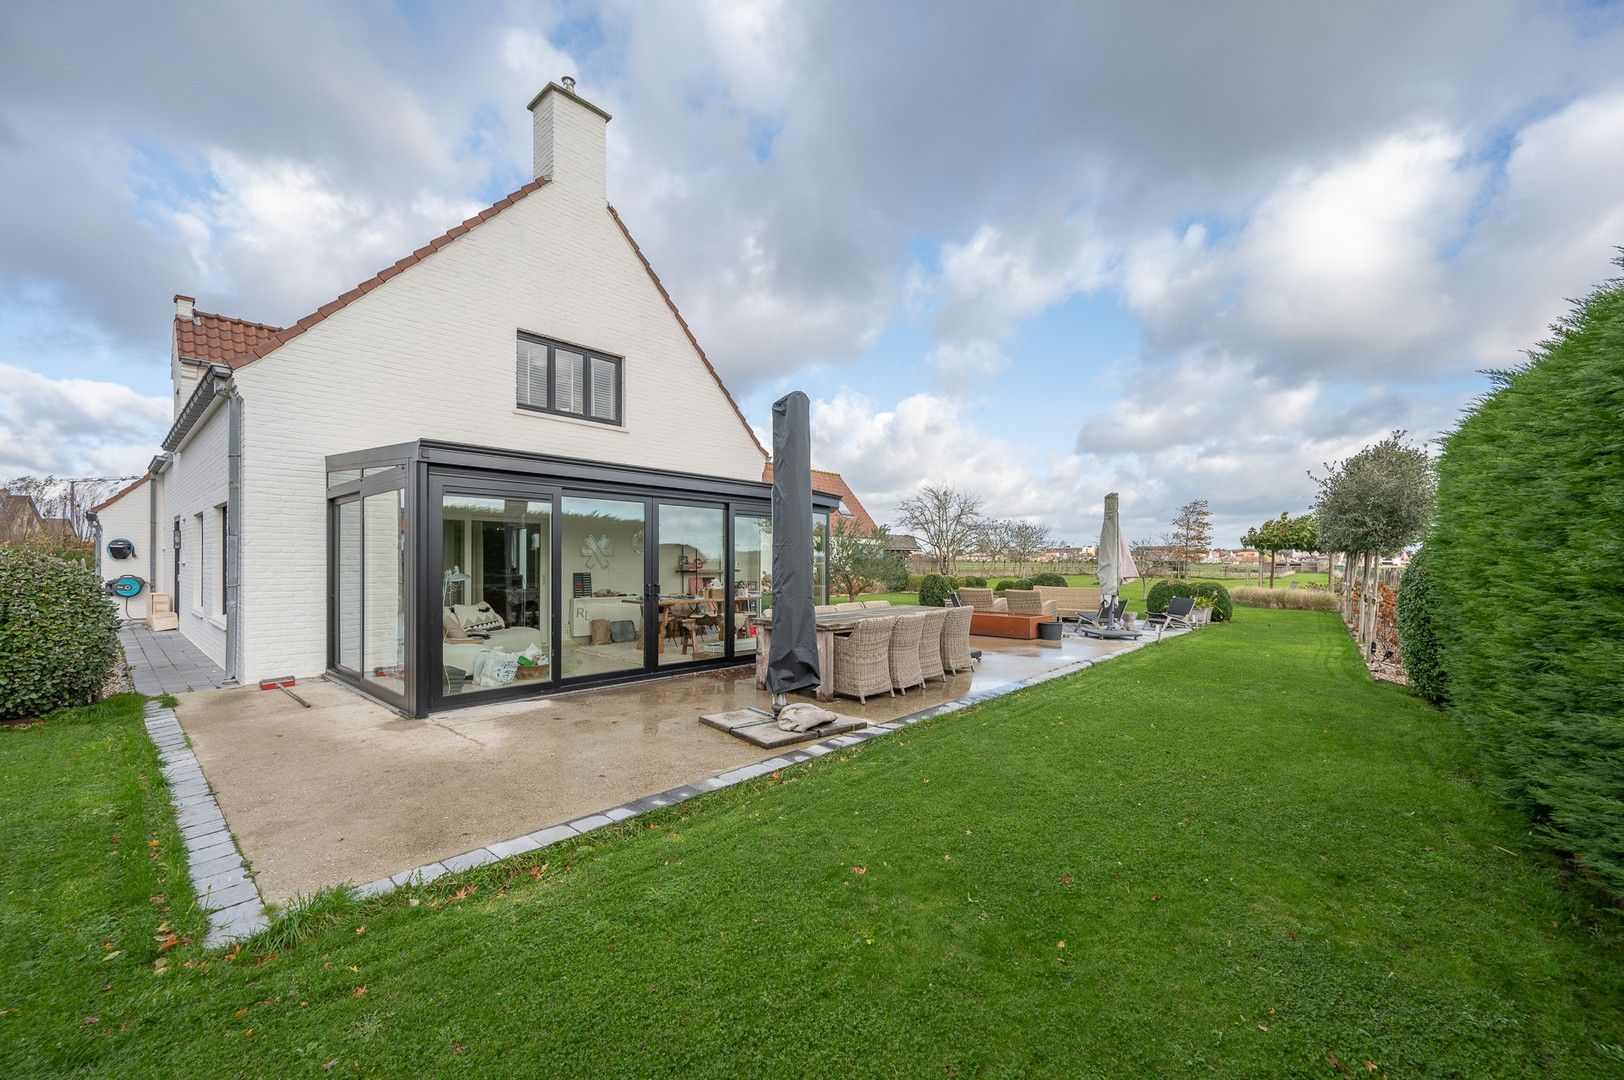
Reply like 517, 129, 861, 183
0, 363, 169, 478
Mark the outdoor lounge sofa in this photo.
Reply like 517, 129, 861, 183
956, 587, 1006, 613
1033, 585, 1102, 619
1003, 590, 1059, 617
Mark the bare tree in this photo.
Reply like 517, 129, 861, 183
897, 485, 985, 575
977, 518, 1017, 570
1167, 499, 1214, 577
1008, 520, 1056, 572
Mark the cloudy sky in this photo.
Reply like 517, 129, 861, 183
2, 1, 1622, 543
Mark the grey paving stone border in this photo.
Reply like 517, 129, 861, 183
347, 629, 1184, 901
143, 701, 268, 947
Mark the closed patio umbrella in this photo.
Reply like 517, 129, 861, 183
766, 391, 820, 712
1097, 492, 1139, 629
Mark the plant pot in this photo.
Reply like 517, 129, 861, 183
1191, 608, 1213, 628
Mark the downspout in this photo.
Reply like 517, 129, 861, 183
148, 452, 173, 600
225, 382, 244, 684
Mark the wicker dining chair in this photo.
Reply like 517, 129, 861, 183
917, 607, 949, 683
940, 604, 974, 674
833, 615, 897, 704
888, 612, 926, 693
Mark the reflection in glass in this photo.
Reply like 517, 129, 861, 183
733, 514, 770, 655
656, 504, 725, 667
335, 500, 361, 670
361, 490, 406, 696
561, 496, 646, 680
439, 495, 552, 697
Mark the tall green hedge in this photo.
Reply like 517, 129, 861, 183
1428, 276, 1624, 893
1395, 546, 1447, 705
0, 548, 121, 720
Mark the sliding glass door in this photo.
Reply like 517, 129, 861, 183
654, 502, 726, 667
438, 493, 554, 699
559, 495, 647, 681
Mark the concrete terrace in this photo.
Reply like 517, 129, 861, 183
163, 628, 1183, 905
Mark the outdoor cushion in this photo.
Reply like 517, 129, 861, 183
442, 610, 464, 638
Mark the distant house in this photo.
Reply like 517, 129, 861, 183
0, 493, 74, 545
760, 465, 878, 533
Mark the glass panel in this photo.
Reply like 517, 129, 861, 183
439, 494, 552, 697
554, 348, 584, 415
361, 490, 405, 697
561, 496, 645, 680
589, 356, 617, 421
335, 500, 361, 671
328, 468, 361, 488
733, 513, 770, 655
362, 465, 404, 480
656, 503, 725, 667
517, 338, 548, 407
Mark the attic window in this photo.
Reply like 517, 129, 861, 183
516, 332, 622, 425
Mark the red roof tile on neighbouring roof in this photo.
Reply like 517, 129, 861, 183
761, 466, 878, 532
175, 312, 284, 368
90, 473, 150, 514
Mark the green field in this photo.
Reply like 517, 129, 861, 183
3, 611, 1619, 1076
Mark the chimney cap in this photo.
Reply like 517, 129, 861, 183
526, 79, 612, 122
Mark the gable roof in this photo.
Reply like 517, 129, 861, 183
760, 465, 878, 532
172, 178, 766, 460
175, 312, 283, 368
0, 493, 44, 542
90, 473, 150, 514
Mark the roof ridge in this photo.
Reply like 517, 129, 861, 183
238, 177, 549, 364
606, 204, 767, 461
185, 310, 285, 333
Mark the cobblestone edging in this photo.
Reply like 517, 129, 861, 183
144, 701, 268, 946
351, 631, 1177, 900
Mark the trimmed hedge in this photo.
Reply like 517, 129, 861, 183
1028, 572, 1069, 588
957, 575, 987, 588
1145, 579, 1234, 622
993, 577, 1032, 594
917, 573, 953, 608
1428, 276, 1624, 893
1395, 546, 1447, 705
0, 548, 121, 721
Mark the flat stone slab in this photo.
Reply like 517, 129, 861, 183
699, 709, 866, 748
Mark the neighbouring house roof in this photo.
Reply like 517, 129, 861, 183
760, 466, 878, 532
886, 533, 921, 553
40, 518, 75, 540
172, 178, 767, 460
90, 473, 150, 514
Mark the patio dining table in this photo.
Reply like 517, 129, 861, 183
750, 606, 938, 702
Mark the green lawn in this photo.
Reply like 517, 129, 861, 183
4, 612, 1621, 1076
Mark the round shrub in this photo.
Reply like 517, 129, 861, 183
1396, 547, 1447, 705
958, 575, 987, 588
0, 548, 121, 721
1028, 572, 1069, 588
993, 577, 1032, 594
1144, 579, 1233, 622
903, 572, 925, 593
917, 573, 953, 608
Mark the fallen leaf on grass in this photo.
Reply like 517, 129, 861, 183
1327, 1055, 1352, 1076
233, 1007, 249, 1018
353, 986, 367, 997
851, 866, 867, 876
453, 1043, 467, 1055
1256, 1022, 1268, 1032
1059, 874, 1072, 885
322, 1060, 338, 1072
1056, 941, 1065, 950
354, 926, 366, 936
154, 934, 180, 952
449, 885, 477, 902
529, 863, 548, 879
147, 839, 159, 849
152, 958, 168, 974
100, 951, 122, 963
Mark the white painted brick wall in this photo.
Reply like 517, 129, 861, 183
163, 403, 229, 669
232, 181, 766, 683
95, 479, 152, 621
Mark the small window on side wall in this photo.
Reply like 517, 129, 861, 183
515, 333, 622, 425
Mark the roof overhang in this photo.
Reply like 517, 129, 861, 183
162, 365, 232, 452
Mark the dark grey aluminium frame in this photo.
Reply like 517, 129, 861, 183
325, 439, 837, 717
515, 331, 625, 426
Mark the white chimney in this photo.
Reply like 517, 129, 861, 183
174, 294, 195, 319
527, 78, 610, 197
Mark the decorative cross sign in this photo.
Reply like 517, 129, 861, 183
581, 534, 614, 568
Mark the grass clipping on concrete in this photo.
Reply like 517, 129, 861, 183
3, 613, 1622, 1077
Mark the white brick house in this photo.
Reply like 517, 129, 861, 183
104, 81, 835, 715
